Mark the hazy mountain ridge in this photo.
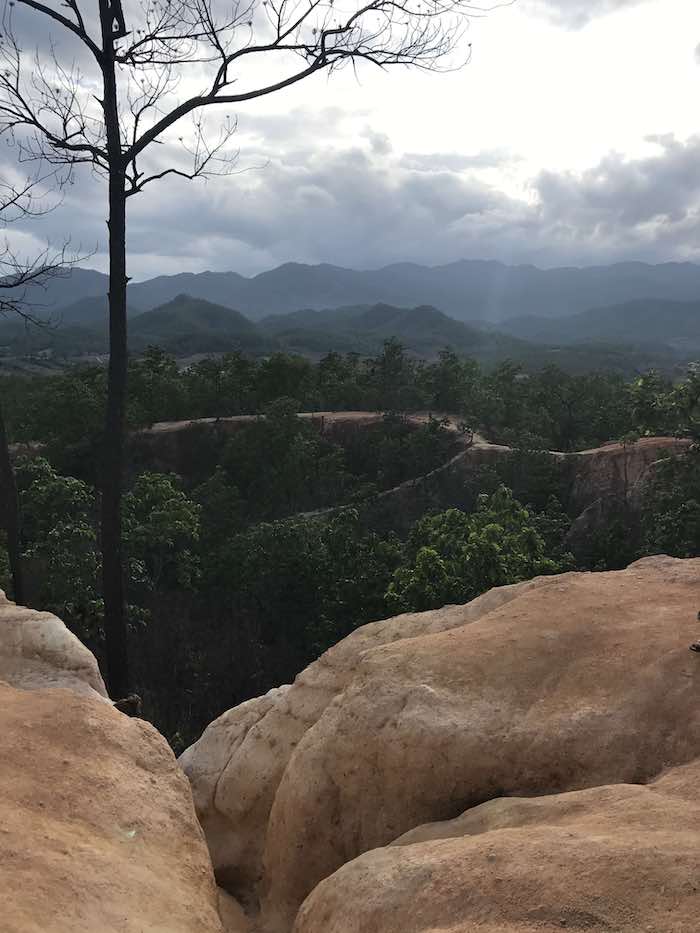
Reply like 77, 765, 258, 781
0, 294, 689, 376
500, 298, 700, 350
259, 302, 527, 358
9, 259, 700, 324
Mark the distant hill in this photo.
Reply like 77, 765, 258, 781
260, 303, 525, 359
0, 294, 273, 359
126, 260, 700, 323
14, 260, 700, 325
258, 303, 687, 374
55, 295, 141, 326
499, 298, 700, 352
0, 267, 109, 315
0, 293, 690, 377
127, 294, 273, 355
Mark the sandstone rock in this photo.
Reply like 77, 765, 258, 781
294, 758, 700, 932
257, 556, 700, 932
217, 890, 251, 933
179, 575, 560, 903
568, 436, 692, 511
0, 588, 108, 698
0, 681, 223, 933
181, 556, 700, 932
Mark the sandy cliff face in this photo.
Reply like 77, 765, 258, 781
130, 414, 693, 535
0, 590, 225, 933
181, 556, 700, 933
566, 435, 693, 511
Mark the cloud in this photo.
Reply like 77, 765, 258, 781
4, 122, 700, 279
401, 149, 518, 172
121, 133, 700, 275
524, 0, 650, 29
534, 134, 700, 232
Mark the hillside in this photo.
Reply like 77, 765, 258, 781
1, 293, 690, 374
260, 302, 525, 358
0, 294, 275, 359
501, 297, 700, 351
127, 259, 700, 322
259, 302, 689, 373
14, 259, 700, 325
127, 294, 274, 355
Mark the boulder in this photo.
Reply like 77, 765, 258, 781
181, 557, 700, 933
0, 680, 224, 933
179, 575, 557, 904
0, 588, 108, 698
294, 757, 700, 933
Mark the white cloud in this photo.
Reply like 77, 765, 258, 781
523, 0, 651, 29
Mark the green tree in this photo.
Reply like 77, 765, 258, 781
123, 473, 201, 596
15, 457, 102, 644
386, 485, 564, 614
127, 349, 188, 426
425, 348, 481, 414
642, 449, 700, 558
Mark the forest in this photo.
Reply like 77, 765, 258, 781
1, 340, 698, 747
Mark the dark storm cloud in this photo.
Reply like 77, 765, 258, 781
121, 132, 700, 274
4, 129, 700, 278
525, 0, 649, 29
535, 135, 700, 230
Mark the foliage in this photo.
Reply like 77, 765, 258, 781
2, 346, 700, 745
5, 349, 699, 461
123, 473, 201, 595
14, 457, 103, 644
386, 486, 566, 614
642, 448, 700, 558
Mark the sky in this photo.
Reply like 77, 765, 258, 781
3, 0, 700, 279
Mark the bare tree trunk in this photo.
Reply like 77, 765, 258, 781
0, 400, 24, 605
99, 4, 130, 698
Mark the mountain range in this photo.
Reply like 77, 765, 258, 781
0, 292, 694, 376
7, 258, 700, 324
0, 259, 698, 374
497, 299, 700, 352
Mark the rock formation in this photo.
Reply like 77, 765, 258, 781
131, 412, 693, 537
295, 760, 700, 932
0, 588, 108, 698
180, 556, 700, 933
0, 590, 225, 933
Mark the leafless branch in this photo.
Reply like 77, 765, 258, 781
1, 0, 489, 196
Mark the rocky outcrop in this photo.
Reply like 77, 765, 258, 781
295, 759, 700, 933
132, 413, 692, 539
0, 593, 226, 933
567, 435, 693, 511
129, 412, 392, 479
0, 588, 108, 698
0, 681, 225, 933
179, 577, 554, 904
180, 556, 700, 933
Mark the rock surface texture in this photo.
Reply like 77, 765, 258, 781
180, 556, 700, 933
0, 588, 108, 698
0, 593, 225, 933
295, 761, 700, 933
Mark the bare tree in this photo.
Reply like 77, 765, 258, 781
0, 0, 486, 698
0, 175, 75, 606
